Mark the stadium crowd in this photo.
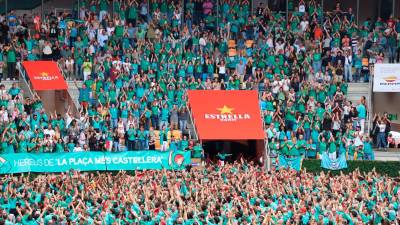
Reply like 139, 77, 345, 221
0, 163, 399, 224
0, 0, 398, 157
0, 1, 399, 224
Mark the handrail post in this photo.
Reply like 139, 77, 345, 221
186, 104, 203, 165
17, 62, 35, 98
259, 92, 271, 171
368, 68, 373, 135
186, 105, 198, 141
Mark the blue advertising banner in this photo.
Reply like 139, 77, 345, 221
321, 152, 348, 170
0, 151, 191, 174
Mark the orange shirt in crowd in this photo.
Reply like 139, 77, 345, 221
34, 15, 41, 31
314, 27, 323, 40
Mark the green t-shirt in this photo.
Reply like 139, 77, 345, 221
17, 140, 28, 153
6, 49, 16, 63
319, 141, 327, 154
313, 52, 322, 61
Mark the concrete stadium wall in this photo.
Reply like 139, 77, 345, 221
37, 90, 75, 115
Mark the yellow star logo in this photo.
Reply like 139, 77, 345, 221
217, 105, 234, 114
40, 72, 48, 77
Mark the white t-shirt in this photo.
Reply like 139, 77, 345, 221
44, 129, 55, 138
308, 100, 316, 111
323, 38, 331, 48
73, 146, 84, 152
343, 105, 350, 115
199, 37, 206, 46
98, 32, 109, 47
66, 59, 74, 68
354, 136, 363, 147
43, 45, 52, 55
65, 114, 73, 128
300, 21, 309, 31
106, 26, 115, 36
378, 124, 386, 133
275, 42, 285, 52
282, 79, 290, 92
0, 110, 8, 122
267, 38, 274, 48
345, 56, 352, 65
333, 120, 341, 130
272, 80, 282, 94
299, 4, 306, 13
219, 65, 226, 74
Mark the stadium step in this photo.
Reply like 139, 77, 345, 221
186, 116, 198, 141
67, 80, 82, 108
347, 82, 371, 133
347, 82, 370, 104
0, 80, 16, 91
374, 150, 400, 161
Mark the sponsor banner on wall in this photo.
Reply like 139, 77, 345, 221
373, 64, 400, 92
22, 61, 68, 91
0, 151, 191, 174
187, 90, 264, 140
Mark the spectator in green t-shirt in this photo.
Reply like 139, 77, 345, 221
5, 44, 16, 80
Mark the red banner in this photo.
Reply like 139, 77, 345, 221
187, 90, 264, 140
22, 61, 68, 91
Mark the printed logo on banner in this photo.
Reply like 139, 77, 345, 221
204, 105, 251, 122
374, 64, 400, 92
383, 76, 398, 83
330, 162, 339, 170
187, 90, 265, 140
379, 76, 400, 86
0, 157, 6, 166
174, 154, 185, 165
168, 151, 186, 168
33, 72, 60, 81
0, 156, 11, 173
321, 152, 348, 170
0, 151, 192, 174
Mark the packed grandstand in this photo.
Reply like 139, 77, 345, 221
0, 0, 399, 224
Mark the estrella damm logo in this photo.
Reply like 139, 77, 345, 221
33, 72, 59, 81
204, 105, 251, 122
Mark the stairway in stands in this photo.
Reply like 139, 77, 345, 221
0, 81, 16, 91
347, 82, 371, 133
347, 82, 369, 105
66, 80, 82, 110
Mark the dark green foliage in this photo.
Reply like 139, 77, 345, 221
302, 160, 400, 177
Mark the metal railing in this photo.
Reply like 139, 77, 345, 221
56, 61, 80, 113
367, 67, 373, 134
186, 105, 199, 141
258, 91, 271, 171
16, 62, 35, 98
